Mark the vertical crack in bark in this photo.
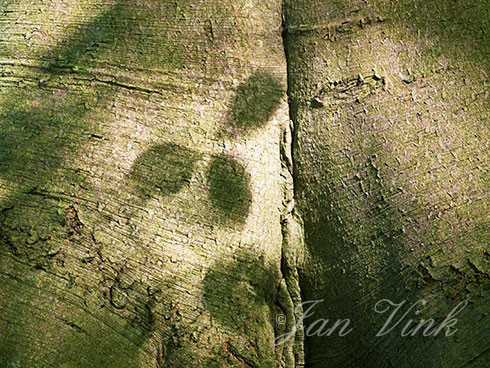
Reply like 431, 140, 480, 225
274, 3, 306, 367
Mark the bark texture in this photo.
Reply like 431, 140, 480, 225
0, 1, 295, 367
284, 0, 489, 367
0, 0, 488, 367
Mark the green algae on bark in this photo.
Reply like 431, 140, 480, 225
284, 0, 489, 367
0, 0, 289, 367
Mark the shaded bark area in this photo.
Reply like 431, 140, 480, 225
0, 0, 294, 366
284, 0, 488, 367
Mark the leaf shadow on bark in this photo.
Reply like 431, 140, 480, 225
216, 71, 284, 139
229, 72, 283, 134
126, 147, 253, 227
201, 251, 279, 367
125, 70, 284, 226
0, 1, 283, 366
0, 1, 210, 366
206, 154, 252, 226
127, 143, 200, 201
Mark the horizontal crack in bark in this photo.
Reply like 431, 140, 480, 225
285, 15, 385, 39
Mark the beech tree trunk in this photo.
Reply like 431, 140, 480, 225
284, 1, 489, 367
0, 1, 488, 367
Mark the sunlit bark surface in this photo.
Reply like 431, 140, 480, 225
0, 0, 488, 367
0, 1, 290, 367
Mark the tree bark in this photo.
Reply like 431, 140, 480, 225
0, 1, 293, 367
284, 0, 489, 367
0, 0, 488, 367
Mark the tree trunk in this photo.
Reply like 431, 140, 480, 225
0, 0, 488, 367
284, 0, 489, 367
0, 1, 293, 367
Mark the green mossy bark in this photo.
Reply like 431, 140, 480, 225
284, 0, 488, 367
0, 1, 291, 367
1, 0, 488, 367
